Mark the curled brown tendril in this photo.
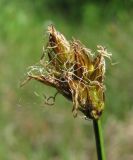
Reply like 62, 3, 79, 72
43, 92, 59, 105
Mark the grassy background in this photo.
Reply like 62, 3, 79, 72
0, 1, 133, 159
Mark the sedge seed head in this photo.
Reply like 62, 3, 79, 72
22, 25, 112, 120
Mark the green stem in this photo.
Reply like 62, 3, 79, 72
93, 119, 106, 160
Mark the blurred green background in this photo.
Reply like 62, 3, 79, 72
0, 0, 133, 160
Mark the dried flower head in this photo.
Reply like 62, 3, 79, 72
22, 25, 112, 120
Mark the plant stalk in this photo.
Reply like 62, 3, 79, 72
93, 119, 106, 160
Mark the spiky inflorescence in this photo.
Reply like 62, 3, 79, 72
22, 25, 112, 119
